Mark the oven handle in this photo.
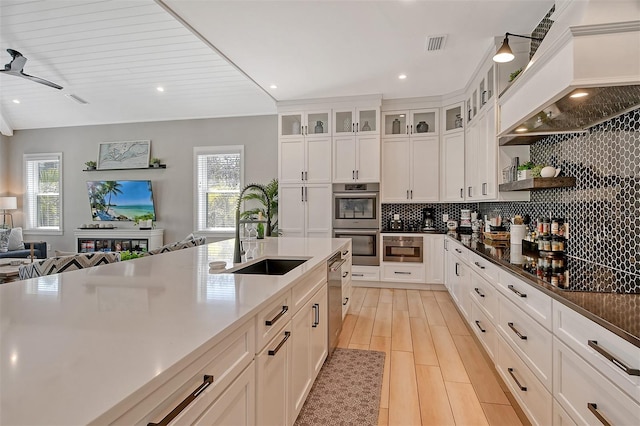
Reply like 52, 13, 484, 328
333, 192, 378, 199
335, 229, 380, 235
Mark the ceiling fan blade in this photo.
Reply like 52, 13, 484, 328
19, 71, 63, 90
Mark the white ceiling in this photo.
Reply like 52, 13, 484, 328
0, 0, 554, 134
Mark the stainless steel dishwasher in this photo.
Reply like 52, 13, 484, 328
327, 251, 345, 357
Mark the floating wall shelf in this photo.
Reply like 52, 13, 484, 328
83, 165, 166, 171
499, 177, 576, 192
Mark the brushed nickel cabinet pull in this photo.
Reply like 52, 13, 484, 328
265, 305, 288, 326
406, 125, 409, 134
353, 170, 355, 180
406, 190, 409, 199
352, 273, 364, 277
507, 368, 527, 391
588, 403, 613, 426
474, 287, 485, 298
352, 123, 355, 132
342, 250, 349, 256
147, 375, 214, 426
342, 271, 349, 278
356, 170, 359, 180
588, 340, 640, 376
460, 188, 464, 198
508, 322, 527, 340
301, 171, 304, 181
410, 189, 413, 199
482, 182, 487, 195
268, 331, 291, 356
356, 122, 360, 132
468, 186, 472, 197
304, 171, 308, 180
508, 284, 527, 298
301, 187, 304, 202
343, 297, 349, 306
475, 320, 486, 333
474, 261, 485, 269
312, 304, 319, 327
455, 262, 460, 276
394, 271, 411, 275
455, 248, 462, 254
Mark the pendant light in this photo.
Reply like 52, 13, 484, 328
493, 32, 544, 63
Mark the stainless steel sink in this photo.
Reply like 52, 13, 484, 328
229, 258, 308, 275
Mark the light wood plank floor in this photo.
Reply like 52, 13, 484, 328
337, 287, 529, 426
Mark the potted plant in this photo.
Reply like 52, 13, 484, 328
85, 160, 97, 170
240, 178, 279, 236
517, 161, 535, 180
509, 68, 523, 83
150, 158, 162, 168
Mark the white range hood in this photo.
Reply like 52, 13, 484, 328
498, 0, 640, 145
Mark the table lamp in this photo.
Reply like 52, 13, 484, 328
0, 196, 17, 229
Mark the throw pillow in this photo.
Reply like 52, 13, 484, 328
0, 229, 9, 252
8, 227, 25, 251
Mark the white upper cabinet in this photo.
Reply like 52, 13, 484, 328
333, 107, 379, 136
279, 110, 332, 185
382, 109, 438, 138
333, 135, 380, 183
441, 102, 466, 202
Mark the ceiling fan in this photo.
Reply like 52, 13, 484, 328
0, 49, 63, 90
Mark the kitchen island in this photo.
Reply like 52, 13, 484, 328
0, 237, 350, 425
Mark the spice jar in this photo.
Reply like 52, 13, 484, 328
552, 257, 565, 273
541, 217, 550, 235
551, 218, 559, 235
539, 235, 551, 251
537, 217, 544, 234
551, 236, 565, 252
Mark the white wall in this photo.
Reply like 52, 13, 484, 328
0, 135, 9, 195
6, 115, 277, 252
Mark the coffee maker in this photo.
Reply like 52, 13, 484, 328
421, 208, 436, 232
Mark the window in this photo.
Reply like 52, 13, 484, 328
194, 146, 244, 233
23, 153, 63, 234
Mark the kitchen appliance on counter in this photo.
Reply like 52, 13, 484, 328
421, 208, 436, 232
388, 214, 403, 231
382, 235, 423, 263
327, 251, 345, 356
333, 183, 380, 266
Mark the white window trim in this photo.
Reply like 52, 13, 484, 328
193, 145, 244, 237
23, 152, 64, 236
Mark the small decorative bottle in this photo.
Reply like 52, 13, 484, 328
314, 120, 324, 134
361, 120, 371, 131
392, 118, 401, 134
455, 114, 463, 128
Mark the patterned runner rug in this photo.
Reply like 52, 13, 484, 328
294, 348, 385, 426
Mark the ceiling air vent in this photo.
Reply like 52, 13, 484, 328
425, 35, 447, 52
64, 94, 89, 104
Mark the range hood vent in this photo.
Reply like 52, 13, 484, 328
498, 0, 640, 145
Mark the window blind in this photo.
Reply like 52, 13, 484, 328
24, 153, 63, 233
194, 146, 244, 232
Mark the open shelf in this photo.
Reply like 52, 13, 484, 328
499, 177, 576, 192
84, 164, 166, 171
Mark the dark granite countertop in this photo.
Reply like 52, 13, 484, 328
448, 233, 640, 348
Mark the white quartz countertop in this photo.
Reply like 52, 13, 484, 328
0, 237, 348, 425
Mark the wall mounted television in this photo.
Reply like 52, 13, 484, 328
87, 180, 156, 222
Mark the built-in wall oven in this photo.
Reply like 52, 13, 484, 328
332, 183, 380, 266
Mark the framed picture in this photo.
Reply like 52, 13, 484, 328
97, 140, 151, 170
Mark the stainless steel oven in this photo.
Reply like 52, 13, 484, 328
382, 235, 423, 263
332, 183, 380, 229
333, 229, 380, 266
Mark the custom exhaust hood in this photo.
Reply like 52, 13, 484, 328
498, 0, 640, 145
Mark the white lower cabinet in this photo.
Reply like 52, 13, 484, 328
469, 270, 498, 323
424, 234, 444, 284
497, 270, 552, 330
381, 262, 425, 283
290, 284, 328, 421
342, 255, 352, 319
496, 335, 552, 426
497, 295, 553, 391
553, 337, 640, 426
470, 298, 498, 360
447, 252, 471, 320
256, 327, 292, 426
552, 398, 577, 426
351, 265, 380, 281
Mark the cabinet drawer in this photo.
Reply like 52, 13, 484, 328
498, 295, 552, 391
256, 291, 292, 351
553, 300, 640, 403
469, 271, 498, 324
496, 335, 552, 426
497, 270, 552, 330
291, 262, 326, 314
553, 398, 577, 426
469, 251, 499, 284
351, 265, 379, 281
114, 319, 255, 425
554, 337, 640, 426
342, 281, 352, 319
382, 262, 425, 282
448, 238, 469, 263
470, 298, 497, 361
342, 257, 352, 286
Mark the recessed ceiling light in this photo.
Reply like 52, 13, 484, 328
398, 74, 407, 80
515, 127, 528, 133
270, 84, 277, 89
570, 91, 588, 98
156, 87, 164, 92
12, 99, 20, 104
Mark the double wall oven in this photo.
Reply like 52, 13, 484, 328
332, 183, 380, 266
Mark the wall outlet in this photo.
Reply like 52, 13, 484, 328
442, 214, 449, 222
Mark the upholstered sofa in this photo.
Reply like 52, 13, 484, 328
0, 241, 48, 259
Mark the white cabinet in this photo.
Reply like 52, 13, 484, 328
279, 136, 331, 184
424, 234, 444, 284
332, 106, 380, 183
470, 298, 498, 360
497, 270, 552, 330
382, 108, 438, 138
381, 262, 425, 283
290, 284, 328, 421
553, 337, 640, 426
333, 135, 380, 183
465, 106, 496, 201
256, 327, 292, 426
279, 184, 332, 238
351, 265, 380, 282
341, 252, 353, 319
381, 136, 439, 202
279, 110, 331, 139
447, 249, 471, 320
440, 131, 465, 202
